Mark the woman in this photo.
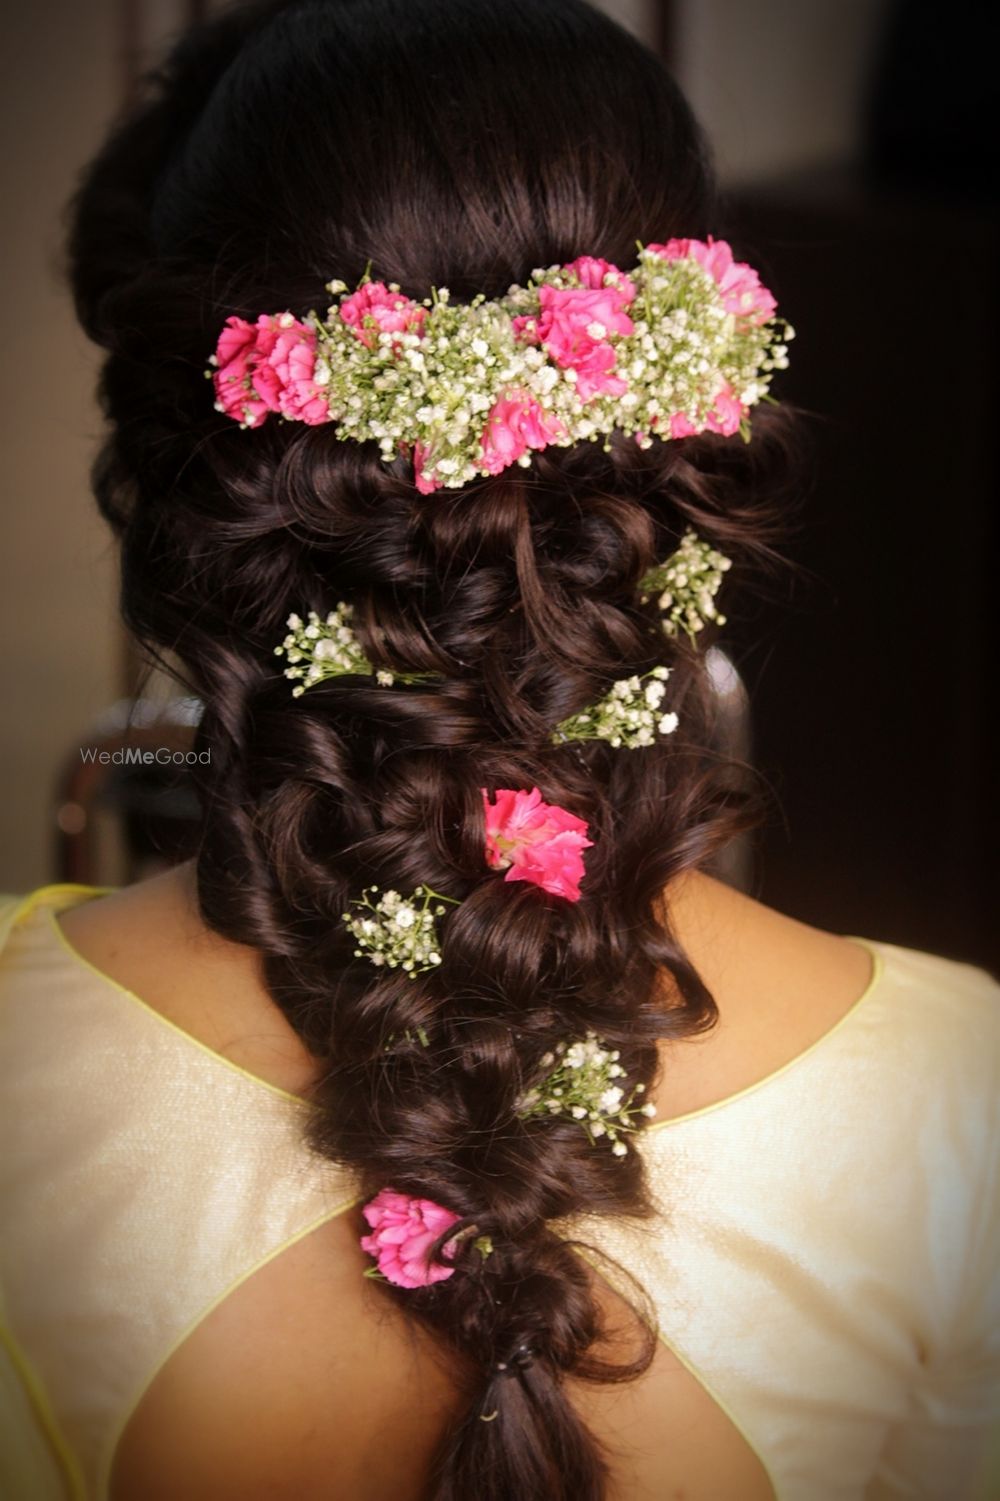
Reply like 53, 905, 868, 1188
1, 1, 997, 1498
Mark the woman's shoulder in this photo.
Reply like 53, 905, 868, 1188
3, 870, 324, 1100
850, 934, 1000, 1087
0, 883, 107, 939
864, 931, 1000, 1006
652, 875, 998, 1123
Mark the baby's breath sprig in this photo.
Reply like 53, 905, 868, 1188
274, 604, 436, 697
517, 1031, 657, 1156
638, 529, 733, 641
552, 666, 677, 749
275, 605, 369, 695
343, 885, 459, 978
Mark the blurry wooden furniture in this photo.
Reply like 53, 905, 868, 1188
54, 697, 203, 886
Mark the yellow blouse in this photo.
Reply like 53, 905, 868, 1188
1, 884, 998, 1501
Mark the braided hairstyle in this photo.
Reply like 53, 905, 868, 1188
67, 1, 793, 1495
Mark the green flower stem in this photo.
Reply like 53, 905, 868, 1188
419, 887, 461, 906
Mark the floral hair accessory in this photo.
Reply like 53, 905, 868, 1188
360, 1188, 462, 1288
274, 604, 435, 696
518, 1032, 657, 1156
343, 885, 459, 977
553, 666, 677, 749
482, 787, 593, 901
639, 529, 733, 641
208, 240, 791, 492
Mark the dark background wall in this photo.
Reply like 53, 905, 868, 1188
730, 176, 997, 970
720, 0, 999, 971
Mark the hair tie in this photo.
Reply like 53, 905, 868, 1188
495, 1342, 537, 1376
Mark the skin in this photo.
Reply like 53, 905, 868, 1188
56, 860, 874, 1500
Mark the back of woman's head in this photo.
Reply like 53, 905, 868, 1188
67, 2, 792, 1496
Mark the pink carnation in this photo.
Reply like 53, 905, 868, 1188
264, 325, 329, 425
360, 1188, 461, 1289
669, 412, 699, 439
412, 440, 440, 495
482, 786, 594, 902
480, 390, 565, 476
563, 256, 637, 304
212, 315, 281, 428
705, 380, 745, 436
647, 237, 776, 325
339, 281, 427, 350
212, 313, 327, 427
517, 284, 634, 402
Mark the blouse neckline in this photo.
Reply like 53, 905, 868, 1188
644, 934, 883, 1134
24, 883, 885, 1134
34, 885, 310, 1111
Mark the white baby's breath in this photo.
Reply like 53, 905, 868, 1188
553, 666, 677, 749
517, 1031, 655, 1155
342, 884, 459, 978
274, 604, 370, 696
274, 603, 435, 697
638, 529, 733, 641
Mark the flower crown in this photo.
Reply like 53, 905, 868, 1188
209, 239, 791, 492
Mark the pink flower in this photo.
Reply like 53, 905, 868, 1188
482, 786, 594, 901
212, 315, 281, 428
360, 1188, 461, 1289
517, 284, 634, 401
212, 314, 327, 427
647, 237, 776, 325
563, 256, 637, 304
412, 440, 441, 495
264, 323, 329, 425
669, 412, 699, 439
705, 381, 745, 436
339, 281, 427, 351
480, 390, 565, 476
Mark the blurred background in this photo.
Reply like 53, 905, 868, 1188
0, 0, 996, 969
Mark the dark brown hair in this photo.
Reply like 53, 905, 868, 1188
66, 1, 793, 1495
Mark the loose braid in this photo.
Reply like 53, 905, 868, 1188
66, 2, 794, 1494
